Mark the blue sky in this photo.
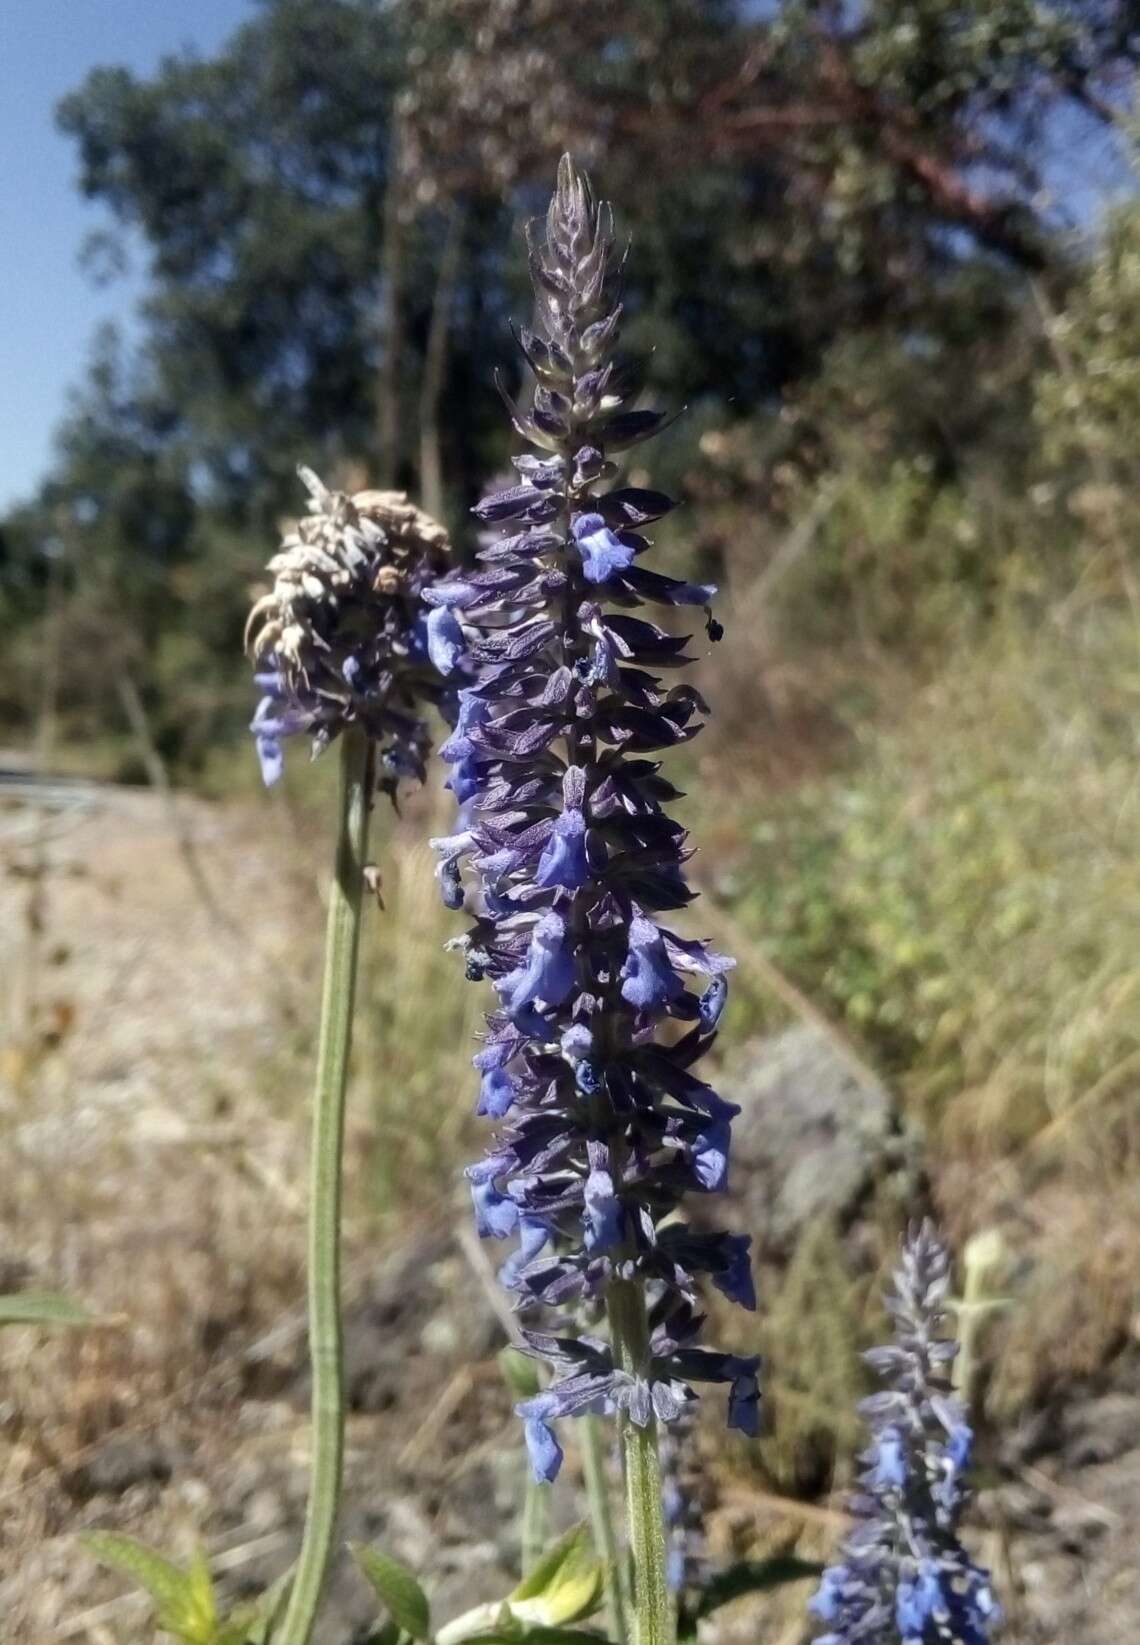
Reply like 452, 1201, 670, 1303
0, 3, 1135, 517
0, 0, 255, 513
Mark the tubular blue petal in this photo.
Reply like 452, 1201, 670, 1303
427, 605, 465, 674
478, 1065, 517, 1117
255, 734, 284, 786
534, 809, 590, 888
522, 1416, 563, 1483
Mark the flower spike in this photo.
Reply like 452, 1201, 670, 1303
430, 155, 758, 1478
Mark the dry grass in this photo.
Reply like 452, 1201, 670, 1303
0, 767, 485, 1641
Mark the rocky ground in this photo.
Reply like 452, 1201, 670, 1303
0, 776, 1136, 1643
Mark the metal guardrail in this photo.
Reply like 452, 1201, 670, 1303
0, 769, 103, 847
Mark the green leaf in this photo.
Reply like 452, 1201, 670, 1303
349, 1544, 431, 1639
507, 1523, 603, 1627
693, 1556, 823, 1619
0, 1291, 95, 1328
82, 1533, 218, 1642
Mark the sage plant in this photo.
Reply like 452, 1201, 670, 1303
245, 468, 449, 1645
428, 157, 758, 1645
811, 1224, 999, 1645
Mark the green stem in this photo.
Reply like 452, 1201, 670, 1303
581, 1413, 630, 1645
521, 1467, 548, 1576
606, 1280, 674, 1645
277, 729, 373, 1645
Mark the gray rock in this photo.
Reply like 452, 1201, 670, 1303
1061, 1393, 1140, 1469
67, 1435, 176, 1498
721, 1024, 898, 1251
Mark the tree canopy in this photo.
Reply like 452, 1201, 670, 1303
4, 0, 1138, 764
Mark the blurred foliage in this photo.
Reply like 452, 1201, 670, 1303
1036, 193, 1140, 473
355, 800, 486, 1213
727, 607, 1140, 1150
759, 1219, 868, 1494
2, 0, 1138, 766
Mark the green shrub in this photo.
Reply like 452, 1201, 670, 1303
725, 606, 1140, 1156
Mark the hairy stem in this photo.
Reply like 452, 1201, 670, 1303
607, 1280, 674, 1645
582, 1412, 631, 1645
277, 728, 373, 1645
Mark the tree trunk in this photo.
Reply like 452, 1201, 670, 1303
418, 200, 465, 523
377, 111, 408, 487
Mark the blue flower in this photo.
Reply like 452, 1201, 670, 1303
896, 1562, 943, 1640
583, 1148, 622, 1252
621, 916, 686, 1011
478, 1065, 517, 1118
254, 731, 284, 786
571, 512, 637, 583
500, 1217, 552, 1290
427, 605, 465, 675
535, 808, 589, 889
808, 1566, 847, 1624
469, 1169, 518, 1239
871, 1427, 907, 1490
521, 1411, 564, 1484
947, 1420, 973, 1473
501, 911, 576, 1015
692, 1117, 732, 1191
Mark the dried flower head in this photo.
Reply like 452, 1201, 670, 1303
245, 466, 450, 793
811, 1223, 999, 1645
427, 156, 758, 1480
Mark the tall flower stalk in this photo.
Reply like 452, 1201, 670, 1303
280, 724, 372, 1645
246, 471, 449, 1645
811, 1224, 999, 1645
429, 158, 759, 1645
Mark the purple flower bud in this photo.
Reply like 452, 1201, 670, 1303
699, 974, 728, 1031
583, 1146, 622, 1252
727, 1362, 761, 1437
